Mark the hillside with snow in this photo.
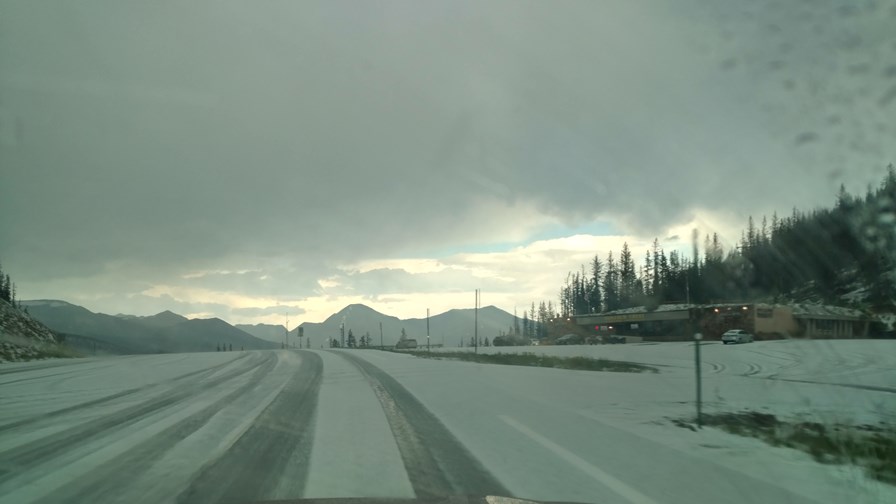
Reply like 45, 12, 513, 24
0, 299, 67, 362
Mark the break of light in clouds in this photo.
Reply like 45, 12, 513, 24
1, 1, 893, 325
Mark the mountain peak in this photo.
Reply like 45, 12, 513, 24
340, 303, 376, 313
150, 310, 187, 321
132, 309, 188, 328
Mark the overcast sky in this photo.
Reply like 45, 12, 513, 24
1, 1, 894, 326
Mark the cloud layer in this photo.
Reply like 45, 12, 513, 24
2, 1, 893, 324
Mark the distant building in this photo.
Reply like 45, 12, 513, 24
575, 302, 869, 341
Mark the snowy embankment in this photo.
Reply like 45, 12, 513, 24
0, 299, 66, 363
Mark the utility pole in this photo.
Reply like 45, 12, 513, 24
340, 322, 345, 348
285, 314, 289, 350
690, 227, 702, 427
380, 322, 383, 349
474, 289, 479, 354
426, 308, 430, 352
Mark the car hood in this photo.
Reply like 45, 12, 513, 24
253, 496, 588, 504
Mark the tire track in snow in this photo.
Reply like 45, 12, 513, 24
176, 351, 323, 504
0, 358, 123, 376
336, 351, 510, 499
32, 353, 281, 504
0, 365, 118, 386
704, 360, 725, 373
762, 376, 896, 394
0, 352, 272, 483
0, 353, 250, 433
743, 362, 761, 376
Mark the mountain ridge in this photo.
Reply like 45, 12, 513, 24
22, 299, 524, 351
23, 300, 276, 354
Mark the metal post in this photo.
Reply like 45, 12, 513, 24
427, 308, 430, 352
474, 289, 479, 353
695, 331, 703, 427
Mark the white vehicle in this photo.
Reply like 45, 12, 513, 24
721, 329, 754, 344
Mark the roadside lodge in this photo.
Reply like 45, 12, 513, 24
574, 303, 869, 341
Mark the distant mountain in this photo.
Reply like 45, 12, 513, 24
153, 318, 277, 353
417, 305, 521, 346
291, 303, 521, 347
22, 300, 159, 354
22, 300, 276, 354
131, 310, 189, 329
235, 323, 287, 344
21, 299, 521, 352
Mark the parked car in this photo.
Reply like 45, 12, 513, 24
555, 334, 583, 345
493, 335, 529, 346
721, 329, 753, 344
395, 338, 417, 349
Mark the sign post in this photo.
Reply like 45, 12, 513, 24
694, 332, 703, 427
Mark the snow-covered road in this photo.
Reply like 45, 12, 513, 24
0, 341, 893, 504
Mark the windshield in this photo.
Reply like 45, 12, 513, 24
1, 2, 894, 504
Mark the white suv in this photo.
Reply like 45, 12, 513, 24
721, 329, 754, 344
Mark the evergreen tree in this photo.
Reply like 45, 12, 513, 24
657, 247, 670, 301
651, 239, 662, 298
347, 329, 356, 348
530, 302, 536, 337
537, 301, 548, 338
603, 251, 619, 311
0, 273, 10, 303
619, 243, 637, 307
746, 215, 757, 250
642, 249, 653, 298
590, 254, 603, 313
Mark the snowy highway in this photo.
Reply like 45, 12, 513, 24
1, 342, 894, 504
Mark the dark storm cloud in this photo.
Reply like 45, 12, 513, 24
1, 0, 893, 317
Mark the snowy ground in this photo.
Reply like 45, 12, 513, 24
0, 340, 893, 504
436, 339, 896, 424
